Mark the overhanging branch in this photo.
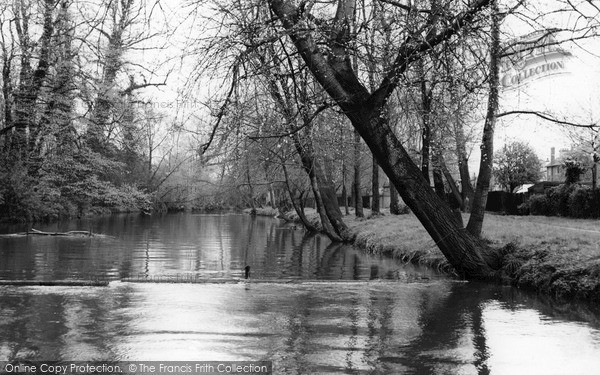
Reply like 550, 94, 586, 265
371, 0, 492, 108
497, 110, 598, 128
200, 61, 240, 155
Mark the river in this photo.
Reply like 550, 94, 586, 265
1, 213, 600, 374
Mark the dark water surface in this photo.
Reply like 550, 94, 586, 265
1, 214, 600, 374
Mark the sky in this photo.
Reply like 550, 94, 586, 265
132, 0, 600, 168
473, 0, 600, 169
495, 36, 600, 163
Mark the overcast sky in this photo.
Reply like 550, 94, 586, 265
136, 0, 600, 165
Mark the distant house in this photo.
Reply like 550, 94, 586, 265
545, 145, 599, 187
546, 147, 565, 182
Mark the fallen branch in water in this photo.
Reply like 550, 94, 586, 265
0, 279, 109, 287
27, 228, 93, 236
0, 229, 111, 238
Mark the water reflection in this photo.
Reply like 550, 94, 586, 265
1, 214, 600, 373
0, 214, 435, 282
2, 282, 599, 373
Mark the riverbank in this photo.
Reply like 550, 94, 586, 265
248, 207, 600, 302
349, 212, 600, 302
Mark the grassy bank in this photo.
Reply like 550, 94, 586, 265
479, 214, 600, 301
266, 207, 600, 302
350, 211, 600, 301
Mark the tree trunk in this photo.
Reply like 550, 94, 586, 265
342, 128, 350, 215
466, 0, 500, 237
269, 0, 498, 279
389, 181, 401, 215
245, 156, 256, 215
431, 150, 446, 200
349, 108, 497, 278
454, 114, 474, 211
308, 165, 343, 242
353, 129, 364, 217
342, 176, 349, 215
313, 156, 352, 239
282, 163, 318, 232
372, 157, 380, 214
419, 62, 433, 184
592, 158, 597, 190
89, 0, 134, 152
11, 0, 55, 158
441, 157, 464, 210
289, 125, 348, 241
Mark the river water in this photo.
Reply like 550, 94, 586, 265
1, 213, 600, 374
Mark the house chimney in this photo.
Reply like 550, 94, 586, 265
551, 147, 555, 164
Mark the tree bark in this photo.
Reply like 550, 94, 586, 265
11, 0, 55, 158
349, 107, 497, 278
466, 0, 500, 237
419, 63, 433, 184
454, 110, 474, 210
389, 181, 401, 214
372, 158, 380, 214
89, 0, 135, 152
282, 163, 318, 232
269, 0, 498, 279
353, 129, 364, 217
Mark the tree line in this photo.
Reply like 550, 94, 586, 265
0, 0, 187, 221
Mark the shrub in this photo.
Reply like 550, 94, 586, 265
517, 202, 530, 216
569, 186, 593, 218
546, 184, 576, 217
564, 158, 586, 184
529, 194, 549, 215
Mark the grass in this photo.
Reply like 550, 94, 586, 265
480, 213, 600, 301
278, 207, 600, 301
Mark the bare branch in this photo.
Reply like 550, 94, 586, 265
248, 103, 332, 140
378, 0, 431, 14
497, 110, 598, 128
200, 60, 241, 155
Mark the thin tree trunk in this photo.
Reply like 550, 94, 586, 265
441, 157, 464, 209
341, 124, 350, 215
372, 158, 380, 214
282, 163, 318, 232
454, 110, 474, 211
342, 171, 349, 215
592, 157, 598, 190
389, 181, 401, 214
245, 153, 256, 215
353, 129, 364, 217
466, 0, 500, 237
419, 62, 433, 184
313, 158, 351, 239
431, 150, 446, 200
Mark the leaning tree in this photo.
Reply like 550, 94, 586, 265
265, 0, 502, 278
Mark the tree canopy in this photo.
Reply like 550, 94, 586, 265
493, 141, 542, 192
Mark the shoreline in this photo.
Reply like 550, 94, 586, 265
246, 207, 600, 303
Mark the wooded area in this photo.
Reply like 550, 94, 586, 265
1, 0, 598, 279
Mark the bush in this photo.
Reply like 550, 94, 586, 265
529, 195, 549, 215
546, 184, 576, 217
568, 186, 593, 218
517, 202, 530, 216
